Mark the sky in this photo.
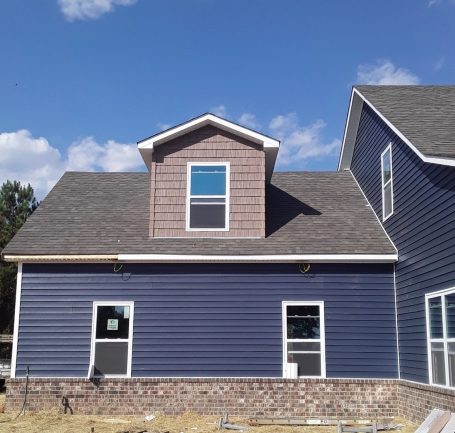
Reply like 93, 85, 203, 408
0, 0, 454, 199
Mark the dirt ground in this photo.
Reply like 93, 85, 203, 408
0, 394, 417, 433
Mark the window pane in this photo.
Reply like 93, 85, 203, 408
96, 305, 130, 339
382, 150, 391, 183
431, 342, 446, 385
288, 342, 320, 352
383, 183, 392, 217
190, 202, 226, 229
449, 342, 455, 388
429, 297, 443, 339
446, 294, 455, 338
287, 305, 320, 317
94, 342, 128, 376
286, 305, 320, 339
288, 352, 321, 376
287, 317, 320, 339
191, 166, 226, 195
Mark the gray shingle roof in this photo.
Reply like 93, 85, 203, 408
1, 171, 396, 257
355, 85, 455, 159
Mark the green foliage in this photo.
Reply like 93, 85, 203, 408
0, 181, 39, 333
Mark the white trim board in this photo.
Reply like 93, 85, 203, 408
10, 263, 22, 379
338, 88, 455, 171
117, 253, 398, 263
3, 253, 398, 264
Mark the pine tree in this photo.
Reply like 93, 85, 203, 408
0, 181, 39, 334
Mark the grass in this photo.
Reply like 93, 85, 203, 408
0, 405, 417, 433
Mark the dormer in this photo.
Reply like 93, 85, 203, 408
138, 114, 280, 238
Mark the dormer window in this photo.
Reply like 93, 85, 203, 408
186, 162, 230, 231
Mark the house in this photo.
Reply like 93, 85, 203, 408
2, 87, 455, 420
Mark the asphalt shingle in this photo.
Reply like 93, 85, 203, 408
1, 171, 396, 257
355, 85, 455, 159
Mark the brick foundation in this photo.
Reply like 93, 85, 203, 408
398, 380, 455, 422
6, 378, 397, 417
6, 378, 455, 421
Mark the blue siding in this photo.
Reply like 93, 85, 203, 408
17, 263, 397, 379
351, 103, 455, 383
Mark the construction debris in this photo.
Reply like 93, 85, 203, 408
441, 414, 455, 433
218, 413, 248, 431
415, 410, 452, 433
248, 417, 395, 427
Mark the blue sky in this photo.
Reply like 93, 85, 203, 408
1, 0, 454, 198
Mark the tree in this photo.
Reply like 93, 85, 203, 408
0, 181, 39, 334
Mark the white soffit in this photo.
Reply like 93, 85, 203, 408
338, 88, 455, 171
138, 113, 280, 181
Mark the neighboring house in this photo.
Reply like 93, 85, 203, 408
1, 88, 454, 419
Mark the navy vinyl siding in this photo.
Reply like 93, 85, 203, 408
16, 263, 397, 378
351, 103, 455, 383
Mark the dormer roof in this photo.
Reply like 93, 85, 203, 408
138, 113, 280, 181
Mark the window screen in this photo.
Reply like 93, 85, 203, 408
188, 165, 228, 230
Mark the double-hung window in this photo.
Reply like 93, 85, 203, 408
186, 162, 230, 231
90, 302, 134, 378
282, 301, 325, 378
426, 289, 455, 388
381, 143, 394, 221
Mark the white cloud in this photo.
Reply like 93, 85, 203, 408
238, 113, 260, 130
0, 130, 143, 199
211, 105, 228, 118
356, 60, 420, 85
269, 113, 341, 168
157, 122, 171, 131
58, 0, 137, 21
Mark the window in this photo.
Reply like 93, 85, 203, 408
89, 302, 134, 378
186, 162, 230, 231
282, 301, 325, 378
426, 289, 455, 388
381, 144, 394, 221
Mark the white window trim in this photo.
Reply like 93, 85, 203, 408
425, 288, 455, 389
185, 161, 230, 232
89, 301, 134, 379
282, 301, 326, 379
381, 143, 394, 222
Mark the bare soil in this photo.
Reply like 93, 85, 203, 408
0, 394, 417, 433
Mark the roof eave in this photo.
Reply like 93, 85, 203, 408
2, 253, 398, 264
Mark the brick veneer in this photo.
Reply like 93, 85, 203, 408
398, 380, 455, 422
6, 378, 455, 421
6, 378, 397, 417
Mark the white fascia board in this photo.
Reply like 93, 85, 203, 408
138, 114, 280, 180
138, 114, 279, 150
339, 88, 455, 170
118, 253, 397, 263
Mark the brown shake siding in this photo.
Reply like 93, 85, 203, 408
149, 125, 265, 238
